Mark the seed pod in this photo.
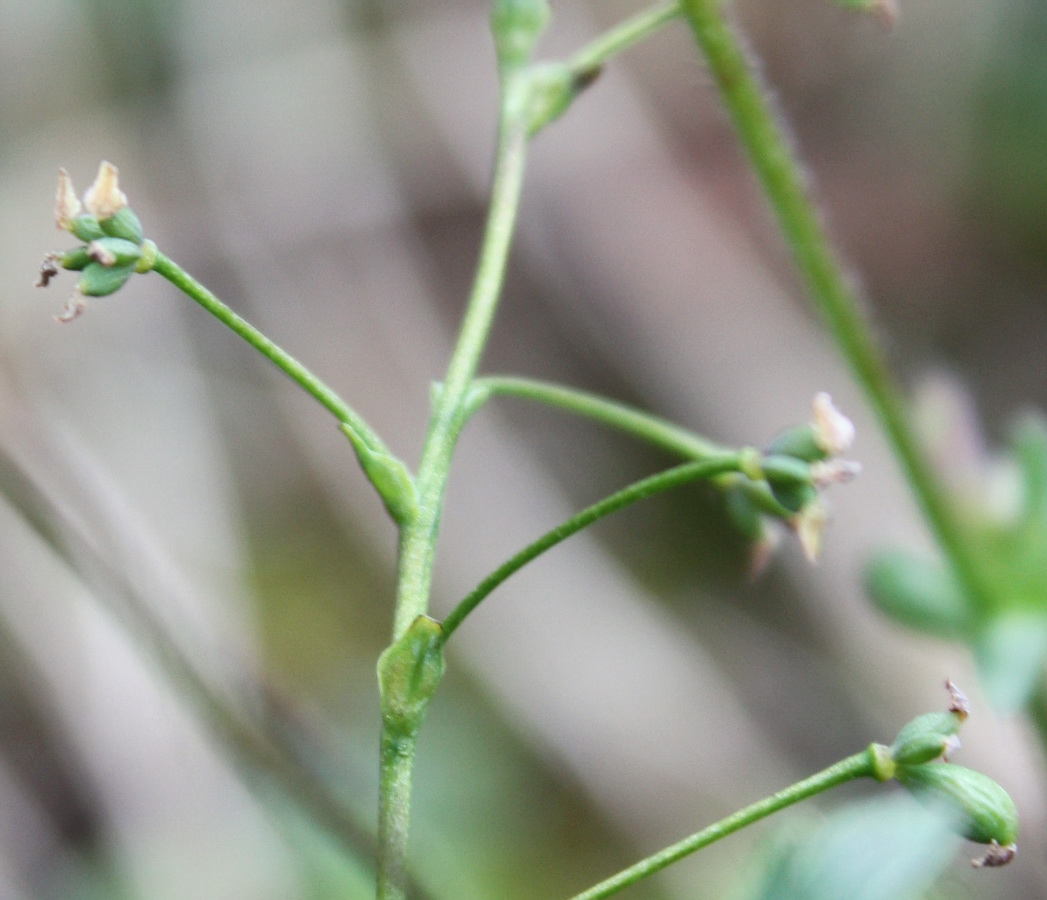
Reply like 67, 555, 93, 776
896, 763, 1018, 848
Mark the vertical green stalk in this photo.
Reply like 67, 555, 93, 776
376, 87, 531, 900
677, 0, 992, 609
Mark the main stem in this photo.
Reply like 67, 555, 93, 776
677, 0, 992, 608
376, 90, 531, 900
566, 749, 874, 900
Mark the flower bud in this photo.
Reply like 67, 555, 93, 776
896, 763, 1018, 850
890, 711, 963, 766
87, 237, 143, 268
98, 206, 144, 244
765, 424, 826, 463
761, 454, 816, 513
70, 216, 106, 243
77, 261, 136, 297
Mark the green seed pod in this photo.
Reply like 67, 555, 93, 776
88, 237, 143, 268
865, 550, 969, 638
896, 763, 1019, 847
77, 261, 135, 297
98, 206, 144, 244
890, 711, 963, 766
70, 215, 106, 242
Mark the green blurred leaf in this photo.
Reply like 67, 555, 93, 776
865, 551, 970, 638
741, 794, 960, 900
975, 610, 1047, 710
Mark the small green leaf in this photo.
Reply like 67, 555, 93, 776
377, 616, 446, 739
742, 795, 960, 900
340, 424, 418, 527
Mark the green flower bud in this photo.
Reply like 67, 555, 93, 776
59, 247, 93, 272
890, 711, 963, 766
377, 616, 446, 739
98, 206, 144, 244
88, 237, 143, 268
70, 215, 106, 243
761, 454, 816, 513
896, 763, 1018, 849
77, 261, 136, 297
766, 424, 827, 463
865, 551, 969, 638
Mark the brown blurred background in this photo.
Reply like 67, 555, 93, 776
0, 0, 1045, 897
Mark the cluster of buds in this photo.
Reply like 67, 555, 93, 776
726, 392, 861, 570
36, 162, 154, 322
869, 681, 1018, 868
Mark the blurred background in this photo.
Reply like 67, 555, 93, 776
0, 0, 1045, 897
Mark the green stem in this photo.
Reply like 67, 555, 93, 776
151, 252, 387, 454
677, 1, 992, 608
377, 80, 532, 900
377, 732, 420, 900
474, 376, 728, 460
441, 454, 742, 640
391, 100, 530, 641
567, 2, 681, 73
566, 748, 876, 900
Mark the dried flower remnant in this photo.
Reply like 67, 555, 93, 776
812, 392, 856, 456
83, 161, 127, 221
54, 168, 82, 231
